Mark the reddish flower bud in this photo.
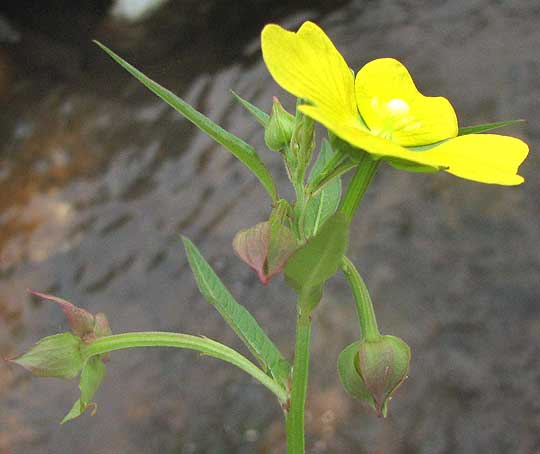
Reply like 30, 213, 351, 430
28, 290, 111, 343
233, 221, 296, 285
6, 291, 112, 423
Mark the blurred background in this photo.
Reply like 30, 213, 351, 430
1, 0, 539, 453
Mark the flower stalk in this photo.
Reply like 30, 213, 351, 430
340, 256, 381, 341
82, 332, 288, 404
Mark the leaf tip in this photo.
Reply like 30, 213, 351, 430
2, 352, 15, 364
93, 39, 105, 50
27, 288, 44, 298
180, 235, 193, 249
258, 273, 270, 286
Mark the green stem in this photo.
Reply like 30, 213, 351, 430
286, 309, 312, 453
340, 256, 381, 342
295, 187, 309, 242
81, 332, 288, 404
339, 153, 380, 223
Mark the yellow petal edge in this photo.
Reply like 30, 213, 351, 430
261, 21, 356, 117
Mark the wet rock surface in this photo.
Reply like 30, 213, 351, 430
1, 1, 539, 453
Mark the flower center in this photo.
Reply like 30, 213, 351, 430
387, 98, 409, 114
368, 97, 412, 141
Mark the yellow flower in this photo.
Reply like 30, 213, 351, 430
261, 21, 529, 185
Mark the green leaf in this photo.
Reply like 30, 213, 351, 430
308, 160, 355, 197
62, 357, 106, 424
9, 333, 84, 379
458, 119, 525, 136
182, 236, 290, 387
95, 41, 278, 202
285, 213, 349, 295
230, 90, 269, 127
80, 357, 106, 407
304, 140, 342, 238
61, 399, 84, 424
308, 140, 336, 186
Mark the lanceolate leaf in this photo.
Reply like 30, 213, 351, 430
182, 236, 290, 386
95, 42, 278, 202
308, 159, 355, 197
230, 90, 270, 127
285, 213, 349, 295
458, 119, 525, 136
304, 140, 342, 238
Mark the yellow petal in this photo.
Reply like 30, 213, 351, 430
355, 58, 458, 147
261, 21, 357, 117
298, 105, 528, 185
418, 134, 529, 185
299, 103, 410, 159
298, 103, 443, 166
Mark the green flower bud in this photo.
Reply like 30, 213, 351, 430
338, 335, 410, 417
264, 96, 295, 151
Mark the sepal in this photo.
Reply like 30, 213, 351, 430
230, 90, 270, 127
458, 119, 524, 136
62, 357, 106, 424
8, 333, 84, 379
